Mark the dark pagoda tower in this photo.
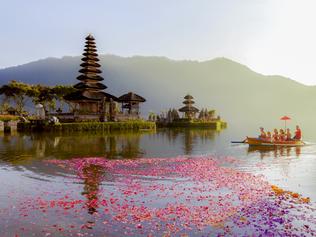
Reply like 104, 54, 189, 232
74, 34, 106, 92
65, 34, 117, 116
179, 94, 199, 119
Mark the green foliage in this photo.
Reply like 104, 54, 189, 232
53, 121, 156, 132
0, 115, 19, 122
0, 81, 75, 113
0, 81, 32, 114
17, 121, 156, 132
160, 120, 226, 130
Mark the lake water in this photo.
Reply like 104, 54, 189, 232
0, 128, 315, 236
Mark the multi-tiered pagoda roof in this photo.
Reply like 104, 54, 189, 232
179, 94, 199, 113
64, 34, 117, 102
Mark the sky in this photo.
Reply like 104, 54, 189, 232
1, 0, 316, 85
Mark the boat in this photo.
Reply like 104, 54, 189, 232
245, 137, 305, 147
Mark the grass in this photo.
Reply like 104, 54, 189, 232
18, 120, 156, 132
0, 115, 19, 122
158, 120, 227, 129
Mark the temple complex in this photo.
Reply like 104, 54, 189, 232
64, 34, 146, 121
155, 94, 226, 129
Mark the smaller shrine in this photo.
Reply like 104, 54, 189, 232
155, 94, 226, 129
178, 94, 199, 119
119, 92, 146, 116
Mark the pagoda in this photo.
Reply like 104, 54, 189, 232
64, 34, 117, 116
178, 94, 199, 119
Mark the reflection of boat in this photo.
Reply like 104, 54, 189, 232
247, 145, 301, 158
245, 137, 305, 147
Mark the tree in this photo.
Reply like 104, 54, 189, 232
7, 81, 32, 114
198, 109, 205, 119
52, 85, 77, 111
172, 108, 180, 120
0, 84, 15, 112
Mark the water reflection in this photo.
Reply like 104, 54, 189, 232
0, 132, 147, 163
159, 128, 218, 155
0, 129, 220, 163
81, 164, 105, 215
247, 145, 301, 159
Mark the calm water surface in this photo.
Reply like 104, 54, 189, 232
0, 128, 315, 236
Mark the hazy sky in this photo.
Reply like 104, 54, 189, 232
1, 0, 316, 85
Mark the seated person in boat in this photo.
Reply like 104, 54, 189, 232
272, 129, 279, 141
286, 128, 292, 141
259, 127, 266, 139
279, 129, 285, 141
293, 125, 302, 140
266, 131, 272, 142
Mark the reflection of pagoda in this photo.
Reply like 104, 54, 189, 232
81, 164, 105, 215
64, 34, 118, 118
179, 94, 199, 119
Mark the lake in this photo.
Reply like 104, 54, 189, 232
0, 128, 315, 236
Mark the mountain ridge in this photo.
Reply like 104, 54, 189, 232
0, 55, 315, 137
0, 55, 307, 87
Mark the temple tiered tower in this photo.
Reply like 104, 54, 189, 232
64, 34, 117, 116
179, 94, 199, 119
74, 34, 107, 92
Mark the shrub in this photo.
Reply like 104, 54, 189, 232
0, 115, 19, 122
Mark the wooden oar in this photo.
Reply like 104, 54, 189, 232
231, 141, 245, 144
231, 138, 247, 144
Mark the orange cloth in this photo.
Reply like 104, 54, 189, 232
295, 129, 302, 140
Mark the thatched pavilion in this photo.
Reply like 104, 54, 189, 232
118, 92, 146, 118
179, 94, 199, 119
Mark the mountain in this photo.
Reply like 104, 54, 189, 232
0, 55, 315, 138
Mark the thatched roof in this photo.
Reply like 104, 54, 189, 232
83, 52, 98, 57
118, 92, 146, 102
81, 56, 100, 62
64, 90, 118, 102
80, 62, 101, 68
183, 100, 195, 105
76, 75, 104, 82
85, 34, 95, 40
74, 82, 107, 90
79, 67, 102, 74
179, 105, 199, 113
184, 94, 194, 100
84, 48, 97, 52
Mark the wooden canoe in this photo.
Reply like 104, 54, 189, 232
245, 137, 305, 147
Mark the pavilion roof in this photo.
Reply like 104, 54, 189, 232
179, 105, 199, 113
85, 34, 95, 40
74, 82, 107, 90
184, 94, 194, 100
64, 90, 118, 102
76, 75, 104, 82
118, 92, 146, 102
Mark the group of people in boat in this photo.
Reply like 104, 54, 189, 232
259, 125, 302, 142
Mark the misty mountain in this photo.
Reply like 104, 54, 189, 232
0, 55, 315, 137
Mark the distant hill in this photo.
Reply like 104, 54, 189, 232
0, 55, 315, 137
